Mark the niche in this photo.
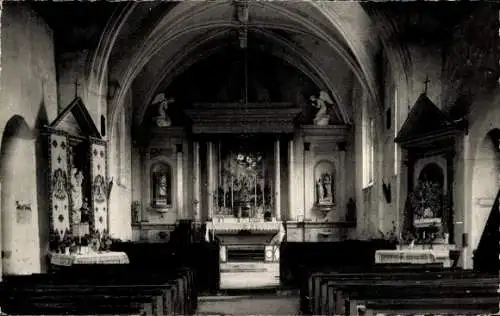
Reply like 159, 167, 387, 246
150, 162, 173, 209
314, 160, 335, 209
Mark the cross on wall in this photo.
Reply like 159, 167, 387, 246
424, 75, 430, 95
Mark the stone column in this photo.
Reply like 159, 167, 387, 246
176, 144, 184, 219
274, 138, 281, 220
140, 148, 148, 222
193, 142, 201, 222
288, 139, 294, 220
207, 141, 214, 220
338, 142, 347, 222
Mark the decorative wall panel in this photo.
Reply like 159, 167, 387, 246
49, 133, 70, 237
90, 142, 108, 234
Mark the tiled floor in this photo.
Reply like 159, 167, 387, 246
197, 293, 301, 315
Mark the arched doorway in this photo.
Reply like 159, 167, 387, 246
0, 115, 41, 275
470, 128, 500, 271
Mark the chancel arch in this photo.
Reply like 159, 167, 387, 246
85, 1, 382, 137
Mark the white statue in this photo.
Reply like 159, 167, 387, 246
310, 90, 334, 126
152, 93, 174, 127
71, 168, 84, 224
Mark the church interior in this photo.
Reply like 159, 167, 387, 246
1, 1, 500, 315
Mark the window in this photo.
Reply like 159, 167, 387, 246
117, 111, 127, 186
151, 162, 172, 208
363, 108, 375, 188
394, 87, 399, 175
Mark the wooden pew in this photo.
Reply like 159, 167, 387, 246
55, 265, 196, 314
357, 297, 498, 316
1, 267, 197, 315
321, 275, 499, 315
301, 264, 448, 314
2, 286, 162, 315
302, 267, 497, 315
319, 274, 496, 315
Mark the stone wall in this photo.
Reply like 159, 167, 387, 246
0, 3, 59, 275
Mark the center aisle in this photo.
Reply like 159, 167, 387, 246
197, 291, 301, 315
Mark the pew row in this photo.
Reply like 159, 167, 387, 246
300, 265, 499, 315
0, 267, 196, 315
300, 263, 446, 313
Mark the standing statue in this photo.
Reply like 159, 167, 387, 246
316, 173, 334, 205
152, 93, 174, 127
71, 168, 84, 224
80, 198, 91, 224
310, 91, 334, 126
322, 174, 332, 199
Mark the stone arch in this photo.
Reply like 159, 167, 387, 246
470, 128, 500, 258
87, 2, 383, 138
135, 27, 349, 128
0, 115, 41, 276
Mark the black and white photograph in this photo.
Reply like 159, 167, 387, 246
0, 1, 499, 315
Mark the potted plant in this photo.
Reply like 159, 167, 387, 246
100, 229, 113, 251
61, 228, 73, 254
376, 221, 399, 249
49, 231, 62, 253
80, 233, 91, 254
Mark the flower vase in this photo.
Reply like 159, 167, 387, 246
64, 247, 70, 255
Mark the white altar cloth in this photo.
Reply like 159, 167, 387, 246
50, 251, 130, 266
375, 249, 435, 265
375, 245, 454, 267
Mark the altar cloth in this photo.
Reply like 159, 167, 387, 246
50, 251, 130, 266
375, 246, 453, 267
375, 249, 435, 265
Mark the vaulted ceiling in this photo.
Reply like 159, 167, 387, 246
30, 1, 478, 130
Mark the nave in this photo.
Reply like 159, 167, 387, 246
2, 1, 500, 315
0, 222, 498, 316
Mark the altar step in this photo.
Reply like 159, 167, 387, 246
204, 288, 299, 297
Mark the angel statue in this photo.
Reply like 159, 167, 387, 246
310, 90, 334, 126
152, 93, 175, 127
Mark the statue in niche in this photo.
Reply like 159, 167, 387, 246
310, 91, 334, 126
159, 174, 168, 197
152, 93, 174, 127
152, 164, 171, 208
71, 168, 84, 224
316, 173, 334, 205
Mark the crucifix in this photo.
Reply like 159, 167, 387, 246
423, 75, 430, 95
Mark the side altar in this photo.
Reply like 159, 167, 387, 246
41, 97, 128, 265
376, 93, 467, 267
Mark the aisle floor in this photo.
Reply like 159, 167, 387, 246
197, 293, 301, 315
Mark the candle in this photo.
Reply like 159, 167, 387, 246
231, 174, 234, 211
254, 174, 257, 214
